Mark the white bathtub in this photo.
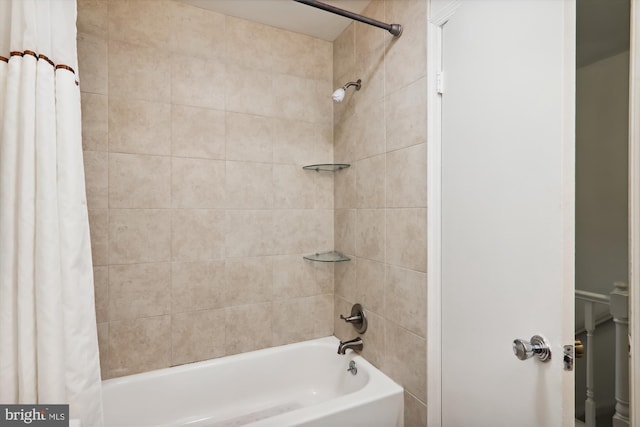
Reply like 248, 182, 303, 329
102, 336, 403, 427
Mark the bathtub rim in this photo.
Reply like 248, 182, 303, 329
102, 335, 389, 388
102, 335, 404, 427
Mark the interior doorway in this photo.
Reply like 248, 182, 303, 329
574, 0, 630, 425
428, 0, 576, 425
427, 0, 640, 425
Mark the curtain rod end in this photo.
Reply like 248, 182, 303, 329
389, 24, 403, 37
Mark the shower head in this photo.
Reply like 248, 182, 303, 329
332, 87, 346, 103
332, 79, 362, 103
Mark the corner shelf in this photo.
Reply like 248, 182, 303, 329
303, 251, 351, 263
302, 163, 350, 172
302, 164, 350, 263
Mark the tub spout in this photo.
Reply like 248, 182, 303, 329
337, 337, 363, 355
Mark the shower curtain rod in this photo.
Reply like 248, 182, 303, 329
293, 0, 403, 37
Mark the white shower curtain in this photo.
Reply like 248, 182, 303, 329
0, 1, 103, 426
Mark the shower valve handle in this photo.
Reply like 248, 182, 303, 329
339, 303, 367, 334
340, 314, 362, 323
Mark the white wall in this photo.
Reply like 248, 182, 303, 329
575, 50, 629, 420
576, 51, 629, 299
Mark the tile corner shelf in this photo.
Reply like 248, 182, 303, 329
302, 163, 350, 172
303, 251, 351, 263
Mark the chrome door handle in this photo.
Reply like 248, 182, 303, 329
512, 335, 551, 362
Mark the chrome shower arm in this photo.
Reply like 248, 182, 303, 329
343, 79, 362, 91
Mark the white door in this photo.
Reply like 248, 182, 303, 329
433, 0, 576, 426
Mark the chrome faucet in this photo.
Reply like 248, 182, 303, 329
337, 337, 363, 355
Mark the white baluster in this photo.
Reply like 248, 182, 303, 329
584, 300, 596, 427
610, 281, 630, 427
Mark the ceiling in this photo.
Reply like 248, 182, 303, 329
180, 0, 371, 41
180, 0, 630, 66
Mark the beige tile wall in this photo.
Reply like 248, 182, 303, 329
78, 0, 335, 379
80, 0, 429, 424
332, 1, 428, 425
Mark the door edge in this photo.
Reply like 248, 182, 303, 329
628, 1, 640, 424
